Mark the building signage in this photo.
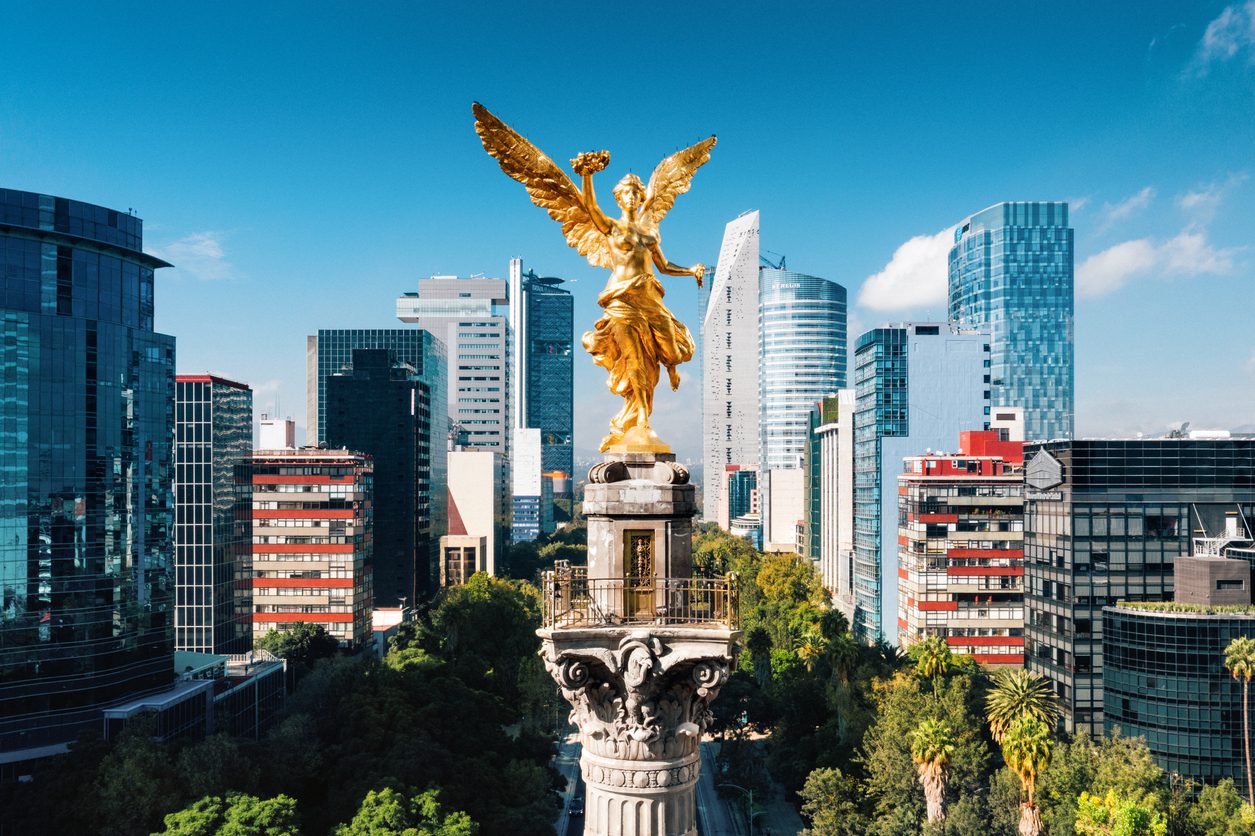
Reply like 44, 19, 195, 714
1025, 490, 1063, 501
1025, 449, 1064, 491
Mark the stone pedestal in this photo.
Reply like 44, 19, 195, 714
539, 451, 739, 836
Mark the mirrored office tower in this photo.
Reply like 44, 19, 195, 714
852, 324, 990, 644
174, 374, 253, 654
508, 260, 573, 488
949, 202, 1073, 442
0, 189, 176, 754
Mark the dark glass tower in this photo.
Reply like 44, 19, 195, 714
949, 202, 1074, 442
0, 189, 175, 754
325, 348, 439, 605
516, 267, 573, 486
174, 375, 253, 654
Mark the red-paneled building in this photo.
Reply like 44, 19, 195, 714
250, 448, 373, 651
897, 431, 1025, 666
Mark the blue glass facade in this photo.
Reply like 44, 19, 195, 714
758, 268, 846, 471
0, 189, 176, 752
852, 324, 990, 643
726, 470, 757, 523
949, 202, 1073, 442
521, 272, 573, 485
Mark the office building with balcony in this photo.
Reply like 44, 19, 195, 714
174, 374, 253, 654
897, 428, 1025, 665
852, 324, 990, 644
1023, 437, 1255, 735
949, 202, 1074, 442
0, 189, 175, 758
703, 211, 761, 522
325, 348, 443, 605
250, 448, 373, 651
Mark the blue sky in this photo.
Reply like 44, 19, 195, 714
2, 1, 1253, 463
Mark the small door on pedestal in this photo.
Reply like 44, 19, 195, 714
624, 530, 656, 620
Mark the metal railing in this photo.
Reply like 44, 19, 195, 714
540, 566, 738, 630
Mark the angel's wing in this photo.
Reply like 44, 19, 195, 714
472, 103, 611, 268
641, 136, 717, 231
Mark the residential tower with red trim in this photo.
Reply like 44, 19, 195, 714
250, 448, 373, 651
897, 430, 1025, 666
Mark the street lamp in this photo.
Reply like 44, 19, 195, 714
717, 782, 765, 836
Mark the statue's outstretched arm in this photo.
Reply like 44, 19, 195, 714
650, 241, 704, 286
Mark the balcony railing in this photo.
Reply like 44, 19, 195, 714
540, 566, 738, 630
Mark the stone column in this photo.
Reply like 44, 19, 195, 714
540, 627, 736, 836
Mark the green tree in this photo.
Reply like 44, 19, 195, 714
798, 767, 869, 836
157, 793, 300, 836
861, 670, 989, 835
911, 718, 955, 825
1226, 635, 1255, 806
911, 637, 952, 699
1001, 715, 1053, 836
256, 621, 340, 672
986, 668, 1060, 743
1036, 732, 1167, 836
1075, 789, 1166, 836
93, 723, 180, 836
1183, 779, 1255, 835
335, 787, 477, 836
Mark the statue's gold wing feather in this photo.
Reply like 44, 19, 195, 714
642, 136, 717, 231
472, 103, 612, 268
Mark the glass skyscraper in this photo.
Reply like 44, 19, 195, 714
510, 262, 573, 484
174, 374, 253, 654
326, 348, 443, 605
949, 202, 1074, 442
852, 324, 990, 644
307, 330, 447, 602
758, 268, 847, 471
0, 189, 176, 754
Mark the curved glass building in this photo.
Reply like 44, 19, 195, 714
0, 189, 175, 754
758, 268, 846, 471
1104, 604, 1255, 785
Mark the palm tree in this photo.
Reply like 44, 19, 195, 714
911, 718, 955, 825
1225, 636, 1255, 807
914, 636, 952, 699
797, 629, 830, 673
986, 668, 1061, 742
1002, 715, 1052, 836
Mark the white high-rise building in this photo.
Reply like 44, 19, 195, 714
702, 211, 761, 522
397, 275, 512, 455
816, 389, 856, 621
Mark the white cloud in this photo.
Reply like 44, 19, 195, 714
1189, 2, 1255, 75
1097, 186, 1155, 232
1077, 228, 1242, 298
147, 231, 236, 281
1176, 172, 1248, 222
1066, 196, 1091, 213
857, 226, 955, 311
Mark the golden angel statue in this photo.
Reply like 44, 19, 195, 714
472, 102, 715, 453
